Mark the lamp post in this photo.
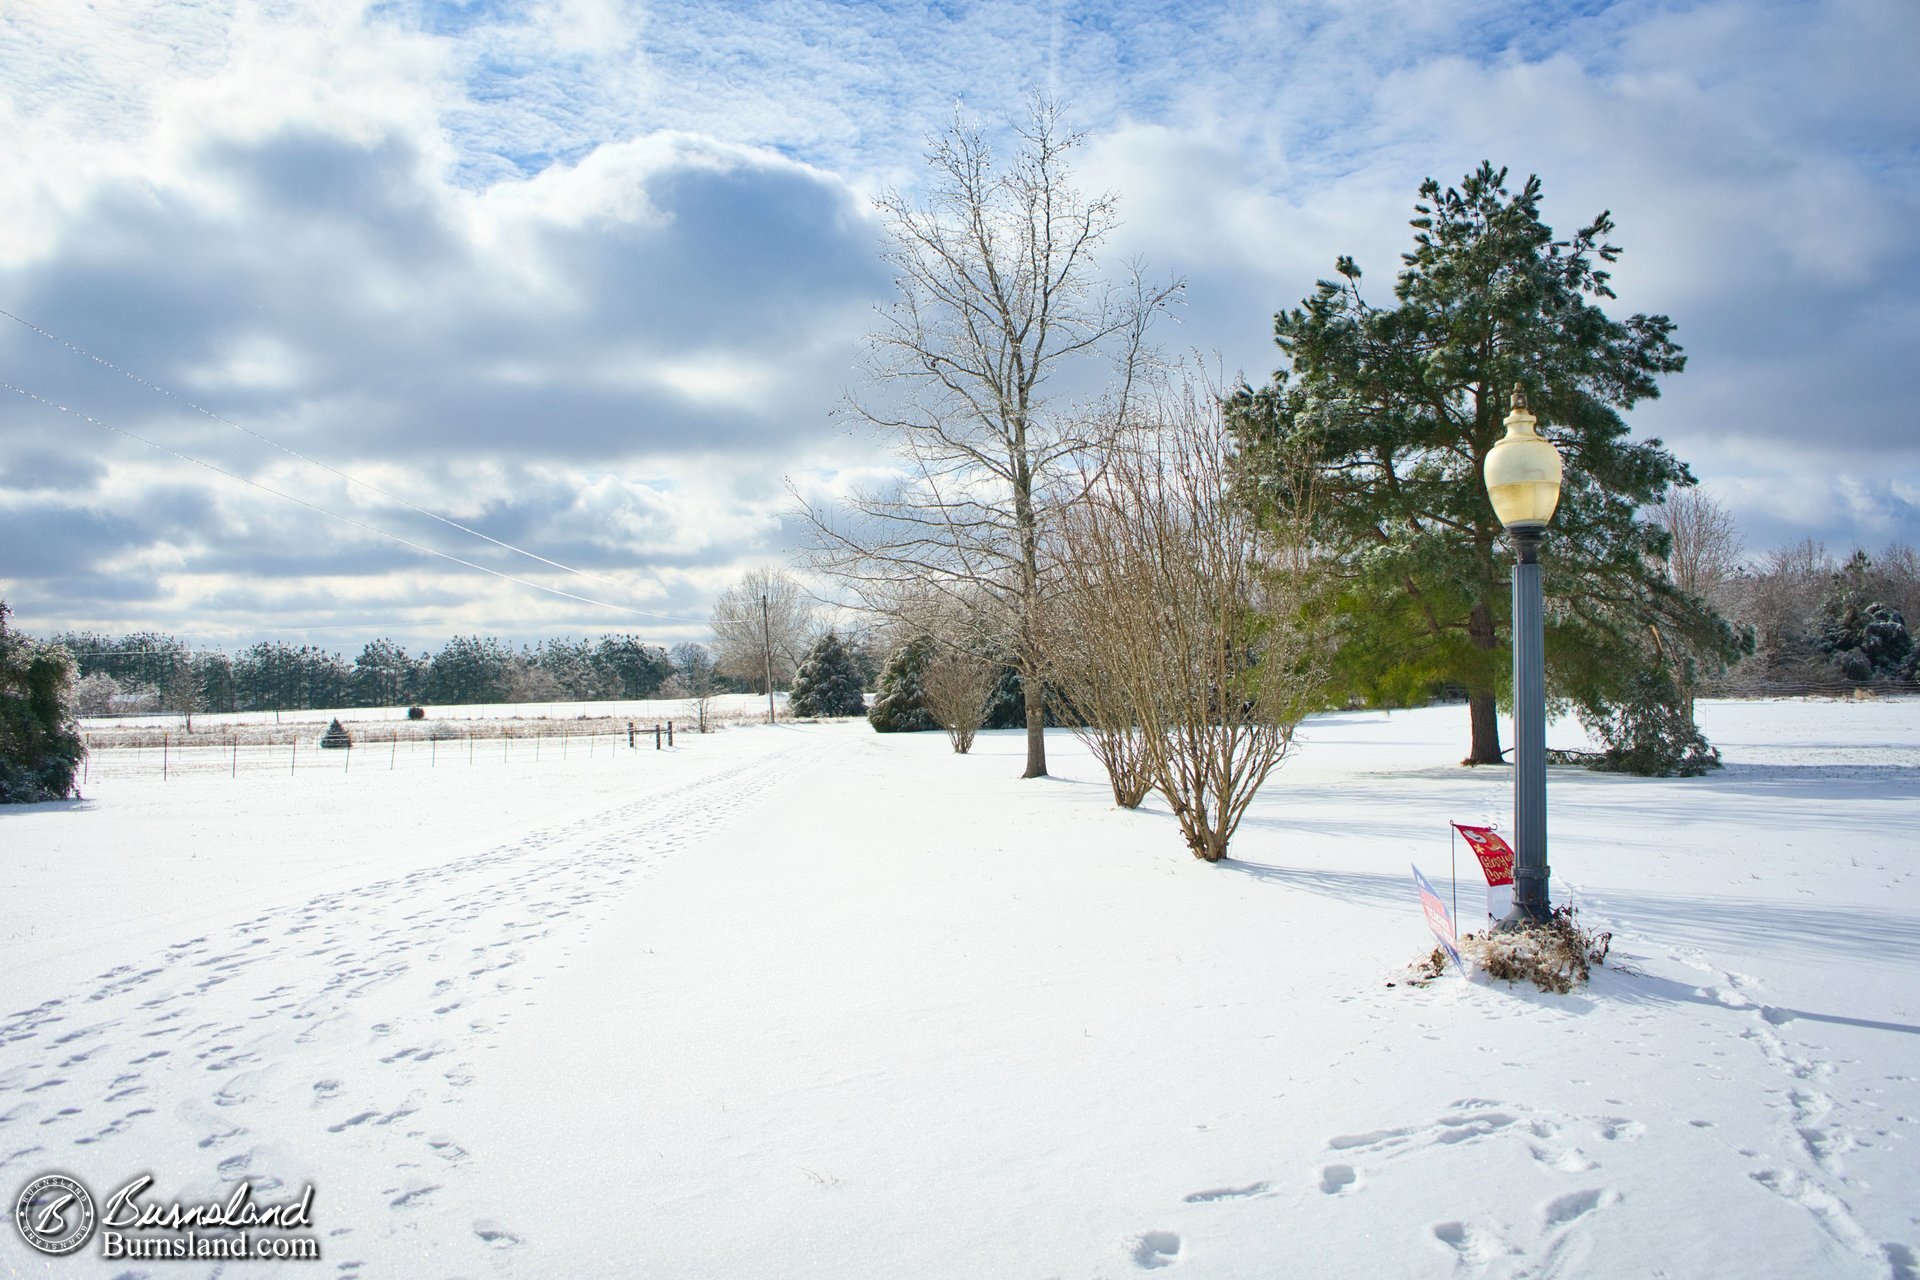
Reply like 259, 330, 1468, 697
1483, 384, 1564, 927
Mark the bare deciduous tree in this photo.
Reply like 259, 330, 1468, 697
1656, 489, 1744, 607
1868, 543, 1920, 628
1054, 376, 1327, 861
166, 651, 201, 733
667, 642, 722, 733
797, 96, 1180, 779
709, 568, 817, 696
1651, 488, 1747, 713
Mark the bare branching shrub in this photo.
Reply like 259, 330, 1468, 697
1036, 541, 1156, 807
1035, 624, 1155, 807
1054, 377, 1328, 861
921, 648, 997, 753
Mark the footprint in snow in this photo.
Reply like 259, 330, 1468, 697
1542, 1187, 1617, 1228
1129, 1230, 1183, 1269
1432, 1220, 1515, 1266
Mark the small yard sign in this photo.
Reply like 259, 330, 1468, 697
1413, 865, 1464, 974
1452, 823, 1516, 925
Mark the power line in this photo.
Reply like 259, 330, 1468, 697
3, 380, 706, 624
0, 305, 698, 616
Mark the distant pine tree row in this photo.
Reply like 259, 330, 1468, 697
51, 632, 727, 716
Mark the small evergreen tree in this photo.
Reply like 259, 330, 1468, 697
867, 636, 939, 732
0, 601, 86, 803
787, 632, 868, 718
979, 662, 1077, 730
983, 663, 1026, 730
320, 718, 353, 749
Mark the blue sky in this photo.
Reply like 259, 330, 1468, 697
2, 0, 1916, 652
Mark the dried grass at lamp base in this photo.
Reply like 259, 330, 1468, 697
1462, 909, 1613, 994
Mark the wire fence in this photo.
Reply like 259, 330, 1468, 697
1697, 679, 1920, 699
80, 721, 686, 785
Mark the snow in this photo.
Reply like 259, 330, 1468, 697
2, 698, 1917, 1278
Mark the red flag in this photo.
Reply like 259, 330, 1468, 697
1452, 824, 1515, 887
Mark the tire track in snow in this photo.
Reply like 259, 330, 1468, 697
0, 733, 826, 1272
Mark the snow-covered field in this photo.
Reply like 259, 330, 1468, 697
79, 692, 784, 735
2, 699, 1916, 1278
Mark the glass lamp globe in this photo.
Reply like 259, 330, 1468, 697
1483, 385, 1563, 529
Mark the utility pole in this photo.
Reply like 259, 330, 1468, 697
761, 593, 776, 724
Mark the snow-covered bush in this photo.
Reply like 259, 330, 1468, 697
0, 601, 85, 803
1819, 599, 1915, 683
320, 718, 353, 749
73, 671, 122, 717
787, 632, 867, 718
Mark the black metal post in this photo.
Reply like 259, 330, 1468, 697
1505, 525, 1551, 925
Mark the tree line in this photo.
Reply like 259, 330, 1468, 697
1651, 494, 1918, 693
53, 632, 731, 718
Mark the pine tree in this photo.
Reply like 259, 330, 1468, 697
1229, 162, 1742, 764
787, 632, 868, 718
0, 600, 86, 803
867, 637, 939, 732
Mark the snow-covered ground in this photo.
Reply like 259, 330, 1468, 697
2, 699, 1916, 1278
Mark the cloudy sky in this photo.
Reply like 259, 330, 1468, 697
2, 0, 1915, 654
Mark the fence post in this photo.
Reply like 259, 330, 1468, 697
655, 724, 662, 750
390, 732, 397, 771
231, 735, 237, 779
291, 738, 297, 776
162, 732, 169, 781
667, 721, 674, 747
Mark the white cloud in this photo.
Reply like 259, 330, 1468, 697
2, 0, 1916, 645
